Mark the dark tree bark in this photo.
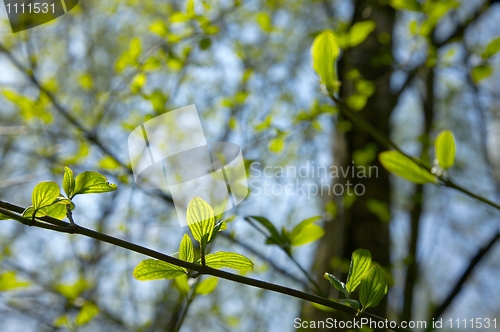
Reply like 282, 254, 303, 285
301, 0, 396, 328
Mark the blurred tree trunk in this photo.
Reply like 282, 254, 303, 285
300, 0, 395, 327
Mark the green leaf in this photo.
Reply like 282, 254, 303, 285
347, 21, 376, 47
324, 273, 350, 299
290, 216, 324, 246
207, 221, 227, 245
311, 302, 335, 312
32, 181, 60, 212
248, 216, 284, 246
290, 216, 321, 237
63, 166, 75, 198
44, 197, 71, 219
171, 11, 189, 23
186, 0, 195, 17
346, 94, 368, 111
75, 302, 99, 326
218, 221, 227, 231
0, 272, 30, 291
471, 65, 492, 83
338, 299, 360, 310
22, 206, 36, 219
131, 73, 147, 93
55, 279, 88, 300
346, 249, 372, 293
269, 137, 284, 153
129, 38, 142, 61
435, 130, 456, 170
42, 201, 68, 220
311, 30, 340, 91
256, 12, 272, 32
390, 0, 421, 11
73, 171, 117, 198
24, 197, 71, 220
187, 197, 215, 244
0, 213, 10, 220
379, 151, 437, 184
149, 20, 168, 37
482, 37, 500, 59
174, 274, 190, 295
179, 234, 194, 263
360, 266, 388, 312
195, 276, 218, 295
133, 259, 187, 280
204, 252, 254, 271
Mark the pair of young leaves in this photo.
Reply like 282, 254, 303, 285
22, 167, 117, 220
379, 130, 456, 185
133, 197, 254, 282
324, 249, 388, 314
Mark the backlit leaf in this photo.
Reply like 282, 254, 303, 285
179, 234, 195, 263
63, 166, 75, 198
390, 0, 421, 11
346, 249, 372, 293
311, 30, 340, 91
133, 259, 187, 280
75, 302, 99, 326
187, 197, 215, 244
23, 203, 68, 220
32, 181, 60, 211
269, 137, 284, 153
0, 272, 30, 291
290, 216, 324, 246
471, 65, 492, 83
347, 21, 376, 47
379, 151, 437, 184
73, 171, 117, 198
360, 266, 388, 312
195, 276, 218, 295
482, 37, 500, 59
346, 94, 368, 111
131, 73, 147, 93
435, 130, 456, 170
256, 12, 272, 32
324, 273, 350, 298
186, 0, 195, 17
204, 252, 254, 271
55, 279, 89, 300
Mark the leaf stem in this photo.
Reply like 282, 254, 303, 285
66, 204, 77, 232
